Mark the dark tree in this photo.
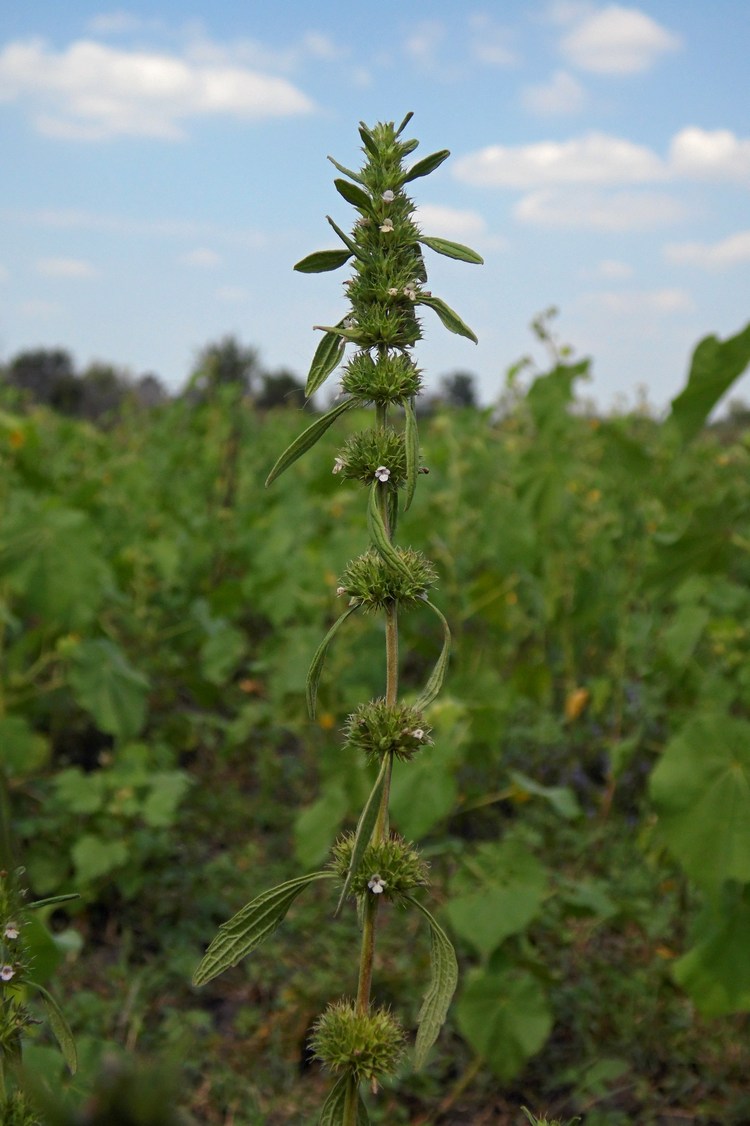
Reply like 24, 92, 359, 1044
185, 336, 261, 400
255, 369, 307, 410
439, 370, 478, 408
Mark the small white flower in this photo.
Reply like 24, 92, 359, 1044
368, 874, 386, 894
374, 466, 390, 483
379, 218, 394, 233
387, 287, 399, 297
343, 316, 357, 329
3, 924, 19, 940
336, 586, 347, 597
403, 284, 418, 301
0, 965, 14, 981
382, 190, 395, 203
332, 457, 345, 475
412, 729, 425, 741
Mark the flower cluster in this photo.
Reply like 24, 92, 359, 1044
310, 999, 406, 1086
330, 833, 429, 902
333, 427, 407, 488
344, 698, 432, 764
338, 549, 437, 611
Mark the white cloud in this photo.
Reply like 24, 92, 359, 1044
86, 12, 163, 35
454, 132, 664, 187
2, 206, 270, 248
36, 257, 98, 278
0, 37, 314, 141
416, 204, 487, 239
596, 258, 634, 279
19, 298, 61, 318
178, 247, 221, 268
469, 14, 517, 67
670, 127, 750, 182
560, 4, 681, 74
515, 188, 688, 230
665, 230, 750, 270
584, 288, 693, 314
403, 20, 445, 67
216, 285, 251, 303
521, 70, 586, 115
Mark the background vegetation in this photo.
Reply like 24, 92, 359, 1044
2, 318, 750, 1124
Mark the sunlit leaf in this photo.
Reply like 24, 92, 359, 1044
419, 236, 483, 264
417, 294, 478, 343
305, 327, 347, 397
306, 604, 360, 718
456, 968, 552, 1082
668, 322, 750, 443
334, 178, 372, 211
265, 397, 356, 486
413, 600, 451, 711
69, 639, 149, 741
673, 885, 750, 1015
327, 154, 366, 184
405, 896, 458, 1069
402, 149, 450, 183
193, 872, 335, 987
294, 249, 353, 274
366, 483, 411, 578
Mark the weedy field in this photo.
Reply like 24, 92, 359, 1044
2, 318, 750, 1124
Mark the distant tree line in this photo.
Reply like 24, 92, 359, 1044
0, 335, 480, 422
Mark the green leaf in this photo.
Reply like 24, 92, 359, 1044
69, 639, 149, 741
71, 834, 128, 884
673, 885, 750, 1015
265, 397, 356, 486
668, 321, 750, 443
395, 111, 414, 136
294, 248, 353, 274
305, 327, 347, 397
27, 893, 81, 911
334, 178, 372, 211
358, 122, 379, 157
0, 715, 50, 778
403, 397, 419, 512
508, 770, 582, 821
446, 838, 548, 959
405, 896, 459, 1069
28, 982, 77, 1074
456, 968, 552, 1082
319, 1073, 369, 1125
419, 236, 484, 265
417, 294, 478, 343
326, 215, 365, 261
295, 783, 350, 869
327, 154, 366, 184
193, 871, 335, 987
366, 483, 411, 578
306, 604, 360, 718
649, 713, 750, 892
335, 756, 389, 915
403, 149, 450, 183
413, 600, 451, 711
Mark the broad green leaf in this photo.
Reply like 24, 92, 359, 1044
335, 177, 372, 211
306, 604, 360, 718
403, 149, 450, 183
71, 834, 128, 884
456, 968, 552, 1082
419, 236, 484, 264
366, 483, 411, 578
141, 771, 192, 828
660, 604, 710, 669
649, 713, 750, 892
305, 327, 347, 397
508, 770, 582, 821
29, 982, 77, 1074
446, 838, 548, 959
417, 294, 478, 343
326, 215, 365, 261
193, 871, 335, 987
0, 715, 50, 778
335, 756, 389, 915
668, 321, 750, 443
405, 896, 459, 1069
69, 639, 149, 741
200, 621, 246, 685
389, 743, 458, 840
673, 886, 750, 1015
403, 397, 419, 512
413, 601, 451, 712
294, 783, 350, 869
319, 1073, 369, 1125
294, 249, 353, 274
327, 154, 365, 184
265, 397, 356, 486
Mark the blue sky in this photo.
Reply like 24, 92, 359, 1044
1, 1, 749, 410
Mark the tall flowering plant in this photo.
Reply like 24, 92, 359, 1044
194, 113, 482, 1124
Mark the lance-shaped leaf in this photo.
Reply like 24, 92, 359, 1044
367, 483, 411, 579
327, 215, 366, 262
334, 178, 372, 212
319, 1073, 370, 1125
265, 397, 356, 486
404, 896, 458, 1069
358, 122, 379, 158
306, 326, 347, 397
396, 111, 414, 137
413, 601, 451, 711
295, 249, 353, 274
28, 892, 80, 911
193, 871, 336, 987
328, 154, 365, 184
403, 397, 419, 512
335, 755, 390, 916
28, 982, 77, 1074
419, 236, 484, 265
307, 604, 360, 718
403, 149, 450, 183
417, 294, 478, 344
